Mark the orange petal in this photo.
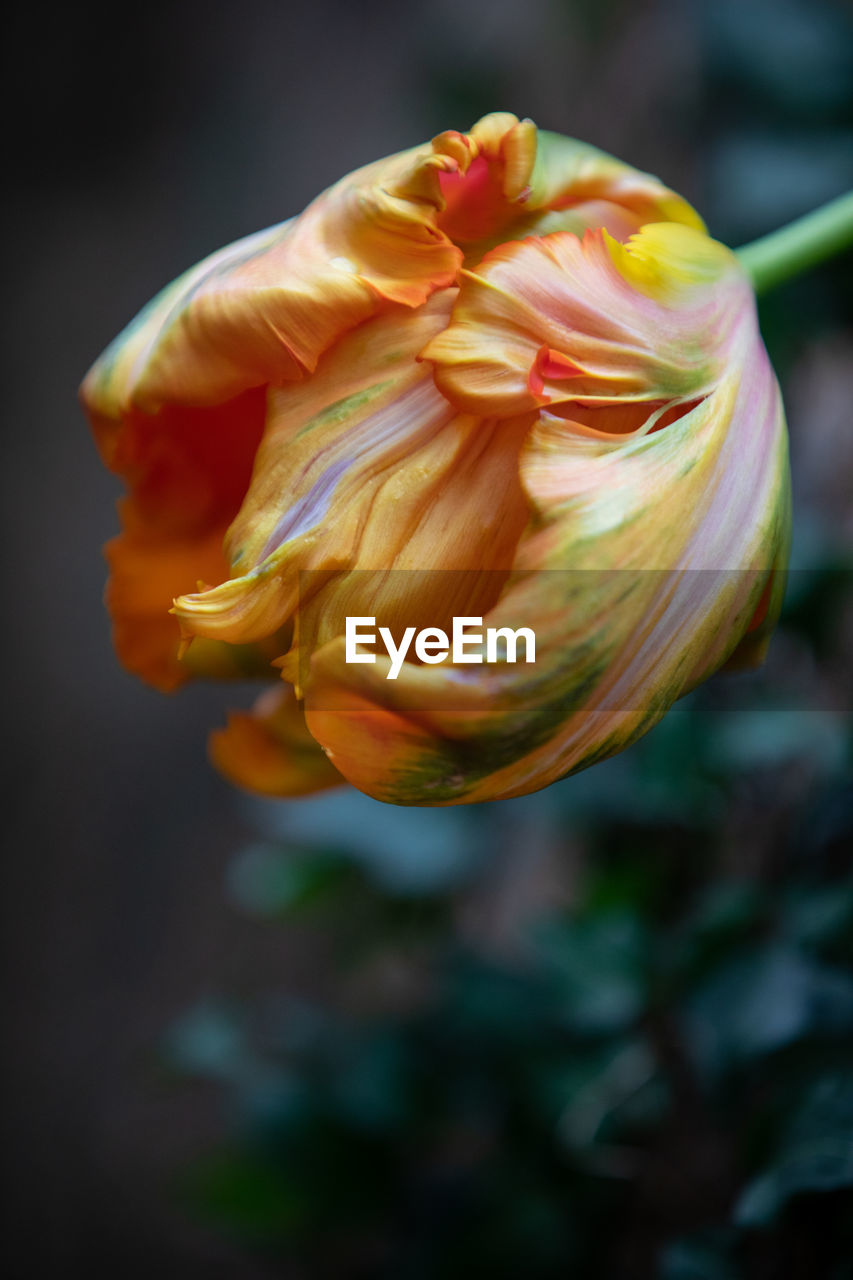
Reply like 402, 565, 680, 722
434, 115, 538, 244
95, 388, 267, 689
80, 135, 478, 421
435, 120, 701, 262
81, 119, 706, 694
82, 115, 787, 808
432, 116, 703, 258
210, 685, 343, 798
172, 292, 531, 654
79, 132, 479, 690
299, 238, 790, 805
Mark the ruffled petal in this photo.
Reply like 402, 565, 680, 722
528, 131, 705, 232
84, 112, 695, 423
78, 130, 478, 688
95, 389, 268, 689
298, 239, 790, 805
209, 685, 343, 797
423, 223, 737, 418
82, 114, 788, 806
81, 117, 706, 694
173, 293, 531, 659
80, 153, 462, 419
433, 118, 703, 257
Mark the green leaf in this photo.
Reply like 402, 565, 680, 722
735, 1074, 853, 1225
684, 945, 853, 1076
534, 911, 647, 1035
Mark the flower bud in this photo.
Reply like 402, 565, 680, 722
81, 113, 789, 805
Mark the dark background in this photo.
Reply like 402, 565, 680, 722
4, 1, 853, 1275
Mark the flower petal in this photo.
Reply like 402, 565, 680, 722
81, 119, 707, 694
298, 240, 790, 805
96, 388, 268, 689
529, 130, 705, 233
173, 293, 531, 657
85, 112, 694, 422
209, 685, 343, 797
82, 115, 789, 807
81, 151, 462, 419
423, 223, 738, 418
433, 118, 704, 257
79, 130, 480, 687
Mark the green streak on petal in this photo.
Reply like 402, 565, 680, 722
379, 659, 612, 805
292, 379, 397, 441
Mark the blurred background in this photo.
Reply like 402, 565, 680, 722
4, 0, 853, 1275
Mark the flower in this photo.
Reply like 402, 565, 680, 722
81, 113, 790, 806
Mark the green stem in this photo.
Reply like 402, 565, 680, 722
735, 190, 853, 295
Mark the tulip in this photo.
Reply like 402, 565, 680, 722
81, 112, 790, 805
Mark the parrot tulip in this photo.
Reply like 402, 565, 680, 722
81, 113, 790, 805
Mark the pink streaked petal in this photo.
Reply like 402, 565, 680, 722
422, 224, 742, 420
300, 278, 789, 806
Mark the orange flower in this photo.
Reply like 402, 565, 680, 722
81, 113, 789, 805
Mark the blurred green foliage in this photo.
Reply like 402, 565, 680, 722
163, 662, 853, 1277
